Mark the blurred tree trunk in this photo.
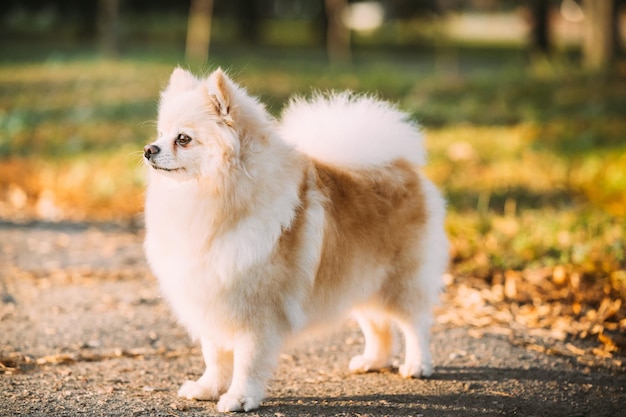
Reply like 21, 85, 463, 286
325, 0, 351, 65
235, 0, 260, 44
529, 0, 550, 55
186, 0, 214, 62
98, 0, 120, 58
612, 0, 622, 55
316, 0, 329, 48
582, 0, 614, 70
77, 1, 98, 40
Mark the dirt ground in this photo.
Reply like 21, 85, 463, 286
1, 221, 624, 417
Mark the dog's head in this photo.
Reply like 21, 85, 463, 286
144, 67, 267, 182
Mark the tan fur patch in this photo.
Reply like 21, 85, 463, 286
275, 158, 428, 321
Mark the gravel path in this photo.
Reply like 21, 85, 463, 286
1, 221, 624, 416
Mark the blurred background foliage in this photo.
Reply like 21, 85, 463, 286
0, 0, 625, 350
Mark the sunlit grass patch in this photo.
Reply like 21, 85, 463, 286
0, 60, 169, 158
404, 68, 626, 126
0, 149, 145, 222
425, 123, 626, 217
446, 207, 625, 284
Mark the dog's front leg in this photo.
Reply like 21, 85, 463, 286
178, 338, 233, 401
216, 330, 280, 412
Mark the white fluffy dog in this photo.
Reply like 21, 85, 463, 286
143, 67, 448, 412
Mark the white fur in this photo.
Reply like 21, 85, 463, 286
144, 68, 448, 412
279, 92, 426, 167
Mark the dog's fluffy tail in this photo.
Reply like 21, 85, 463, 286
278, 92, 425, 168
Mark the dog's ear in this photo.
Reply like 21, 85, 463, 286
205, 68, 234, 124
166, 67, 198, 92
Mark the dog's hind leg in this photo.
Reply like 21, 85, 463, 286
349, 312, 394, 373
394, 309, 434, 378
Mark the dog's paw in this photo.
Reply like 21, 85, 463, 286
177, 380, 220, 401
349, 354, 388, 374
217, 393, 260, 412
399, 362, 433, 379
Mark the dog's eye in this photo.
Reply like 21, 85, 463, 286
175, 133, 192, 146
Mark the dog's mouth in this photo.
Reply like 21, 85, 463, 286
149, 163, 185, 173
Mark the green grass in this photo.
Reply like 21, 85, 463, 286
0, 49, 624, 303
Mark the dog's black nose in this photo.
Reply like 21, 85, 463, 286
144, 144, 160, 160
